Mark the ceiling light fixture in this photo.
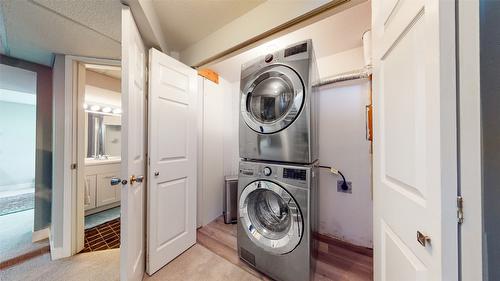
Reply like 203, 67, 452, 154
90, 105, 101, 111
102, 107, 112, 113
112, 108, 122, 114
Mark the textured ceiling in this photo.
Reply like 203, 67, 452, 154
152, 0, 265, 51
0, 0, 121, 66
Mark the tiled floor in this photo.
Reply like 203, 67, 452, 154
81, 218, 120, 252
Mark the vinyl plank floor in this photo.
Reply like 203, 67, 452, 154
197, 216, 373, 281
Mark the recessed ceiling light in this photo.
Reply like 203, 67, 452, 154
83, 103, 88, 109
90, 105, 101, 111
102, 107, 112, 113
113, 108, 122, 114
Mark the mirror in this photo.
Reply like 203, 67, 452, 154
85, 112, 121, 159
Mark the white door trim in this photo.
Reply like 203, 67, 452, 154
457, 0, 482, 280
52, 55, 119, 259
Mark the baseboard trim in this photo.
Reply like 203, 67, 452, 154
314, 232, 373, 257
32, 227, 49, 242
0, 245, 50, 270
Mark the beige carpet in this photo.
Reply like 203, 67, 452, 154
0, 249, 120, 281
0, 244, 258, 281
144, 244, 260, 281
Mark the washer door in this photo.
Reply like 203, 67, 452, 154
241, 65, 304, 134
239, 180, 303, 255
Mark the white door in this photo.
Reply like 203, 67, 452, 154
146, 48, 197, 274
372, 0, 458, 280
120, 6, 147, 281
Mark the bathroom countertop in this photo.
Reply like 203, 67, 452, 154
85, 157, 121, 166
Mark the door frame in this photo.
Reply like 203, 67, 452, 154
54, 55, 120, 259
457, 0, 483, 280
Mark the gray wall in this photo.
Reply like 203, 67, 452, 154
480, 1, 500, 280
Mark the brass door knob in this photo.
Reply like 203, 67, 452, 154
130, 175, 144, 184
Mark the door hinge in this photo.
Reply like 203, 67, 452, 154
71, 163, 78, 170
457, 196, 464, 224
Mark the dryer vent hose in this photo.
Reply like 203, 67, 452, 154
319, 165, 349, 191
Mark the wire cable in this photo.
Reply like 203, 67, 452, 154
319, 165, 349, 191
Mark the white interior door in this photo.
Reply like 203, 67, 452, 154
372, 0, 458, 280
146, 48, 197, 275
121, 5, 147, 281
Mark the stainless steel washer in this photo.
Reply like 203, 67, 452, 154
237, 160, 318, 281
239, 40, 319, 164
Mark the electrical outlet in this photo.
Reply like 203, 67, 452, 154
337, 181, 352, 194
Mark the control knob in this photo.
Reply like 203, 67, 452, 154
263, 167, 272, 176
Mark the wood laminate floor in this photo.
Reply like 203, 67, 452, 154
197, 216, 373, 281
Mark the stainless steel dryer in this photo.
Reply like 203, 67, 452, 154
237, 160, 318, 281
239, 40, 319, 164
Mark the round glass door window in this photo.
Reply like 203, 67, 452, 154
239, 180, 303, 255
241, 65, 304, 134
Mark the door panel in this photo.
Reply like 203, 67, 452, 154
121, 6, 146, 281
147, 48, 197, 275
157, 99, 188, 159
156, 178, 187, 245
372, 0, 458, 280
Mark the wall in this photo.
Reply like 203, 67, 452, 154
316, 48, 372, 248
480, 0, 500, 279
198, 77, 226, 226
85, 70, 121, 106
0, 64, 37, 189
219, 46, 373, 248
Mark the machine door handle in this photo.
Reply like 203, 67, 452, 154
154, 171, 160, 177
130, 175, 144, 184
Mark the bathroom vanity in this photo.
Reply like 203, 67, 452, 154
84, 112, 122, 215
84, 158, 121, 214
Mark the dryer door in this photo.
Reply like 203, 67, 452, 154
239, 180, 303, 255
241, 65, 304, 134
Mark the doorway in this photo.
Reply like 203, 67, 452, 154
78, 63, 123, 253
0, 63, 38, 262
0, 57, 52, 266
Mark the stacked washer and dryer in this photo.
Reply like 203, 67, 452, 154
237, 40, 319, 281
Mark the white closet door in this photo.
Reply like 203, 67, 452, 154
146, 48, 198, 275
372, 0, 458, 280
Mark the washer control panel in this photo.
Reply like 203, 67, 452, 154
283, 168, 307, 181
